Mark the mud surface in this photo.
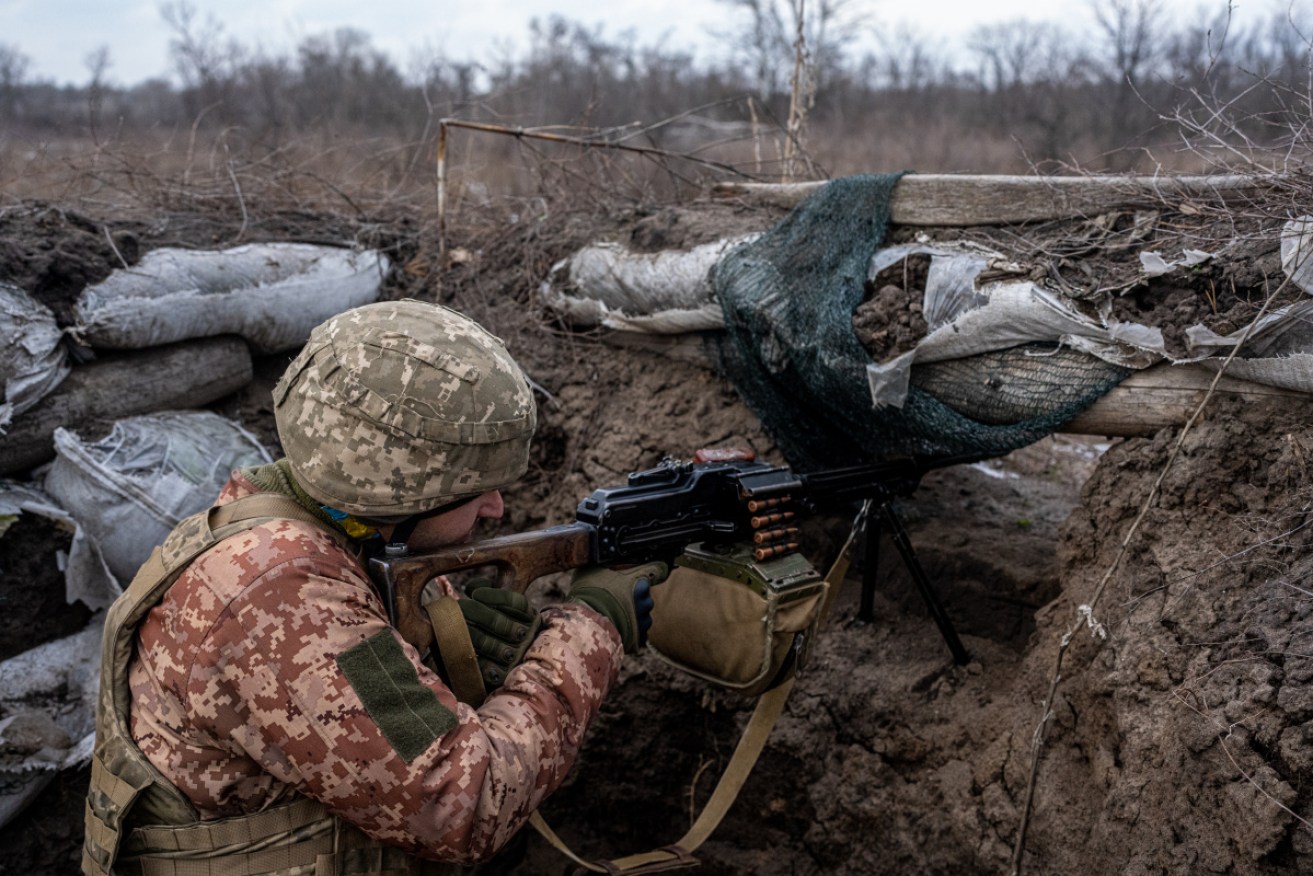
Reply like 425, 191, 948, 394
0, 514, 92, 662
0, 205, 146, 326
1, 195, 1311, 875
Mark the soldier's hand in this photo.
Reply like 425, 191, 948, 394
568, 562, 668, 654
458, 582, 542, 689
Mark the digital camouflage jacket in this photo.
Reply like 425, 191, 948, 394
125, 469, 622, 866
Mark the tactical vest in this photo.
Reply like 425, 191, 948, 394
82, 493, 457, 876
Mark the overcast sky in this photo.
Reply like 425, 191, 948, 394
0, 0, 1299, 87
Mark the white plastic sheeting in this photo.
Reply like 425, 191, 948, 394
548, 218, 1313, 409
865, 222, 1313, 407
42, 411, 272, 593
1217, 219, 1313, 391
0, 624, 101, 829
864, 242, 1167, 408
75, 243, 389, 353
1139, 249, 1216, 276
0, 284, 69, 432
541, 236, 757, 333
1283, 218, 1313, 292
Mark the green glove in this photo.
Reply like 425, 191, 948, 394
458, 582, 542, 689
568, 562, 668, 654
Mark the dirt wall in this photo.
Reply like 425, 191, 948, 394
1, 199, 1310, 875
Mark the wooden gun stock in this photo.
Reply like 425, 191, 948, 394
368, 522, 595, 653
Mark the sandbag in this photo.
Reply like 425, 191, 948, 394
0, 283, 69, 431
0, 336, 254, 477
74, 243, 389, 353
864, 237, 1313, 407
0, 624, 102, 829
41, 411, 272, 588
543, 236, 756, 333
548, 192, 1313, 441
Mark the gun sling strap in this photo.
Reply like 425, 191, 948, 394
424, 525, 859, 875
424, 597, 488, 708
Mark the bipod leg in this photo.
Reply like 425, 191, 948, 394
880, 501, 971, 666
859, 506, 881, 623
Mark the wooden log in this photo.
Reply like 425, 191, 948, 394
1059, 363, 1307, 438
599, 331, 1305, 439
0, 336, 253, 475
711, 174, 1276, 225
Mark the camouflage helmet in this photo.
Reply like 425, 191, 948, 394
273, 300, 537, 518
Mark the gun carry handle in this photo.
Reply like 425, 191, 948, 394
369, 522, 594, 654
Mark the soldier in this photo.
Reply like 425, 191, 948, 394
83, 301, 663, 875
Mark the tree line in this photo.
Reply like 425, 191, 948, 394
1, 0, 1309, 178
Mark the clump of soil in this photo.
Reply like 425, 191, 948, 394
0, 513, 92, 661
1090, 211, 1291, 359
854, 253, 932, 362
0, 204, 146, 325
1111, 257, 1296, 359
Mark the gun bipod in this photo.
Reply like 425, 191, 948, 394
859, 499, 970, 666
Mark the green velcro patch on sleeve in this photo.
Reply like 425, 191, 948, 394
337, 630, 458, 763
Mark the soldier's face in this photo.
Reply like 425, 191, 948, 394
387, 490, 505, 550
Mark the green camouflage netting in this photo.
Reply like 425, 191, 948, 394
711, 174, 1130, 471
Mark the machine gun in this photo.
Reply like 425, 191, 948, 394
368, 449, 974, 664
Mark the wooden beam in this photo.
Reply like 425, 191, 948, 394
711, 174, 1275, 225
599, 330, 1305, 439
1059, 363, 1306, 438
0, 336, 253, 476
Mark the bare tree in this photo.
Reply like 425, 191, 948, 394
967, 20, 1089, 162
870, 25, 942, 91
161, 0, 243, 121
244, 52, 292, 140
6, 5, 1313, 179
715, 0, 787, 98
84, 46, 111, 139
1163, 4, 1237, 89
968, 20, 1078, 92
1258, 4, 1313, 80
783, 0, 816, 178
0, 43, 30, 122
714, 0, 868, 99
1091, 0, 1165, 146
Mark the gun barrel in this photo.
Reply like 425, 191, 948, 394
794, 453, 987, 505
793, 461, 931, 504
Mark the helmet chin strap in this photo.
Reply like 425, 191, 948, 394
385, 493, 482, 549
